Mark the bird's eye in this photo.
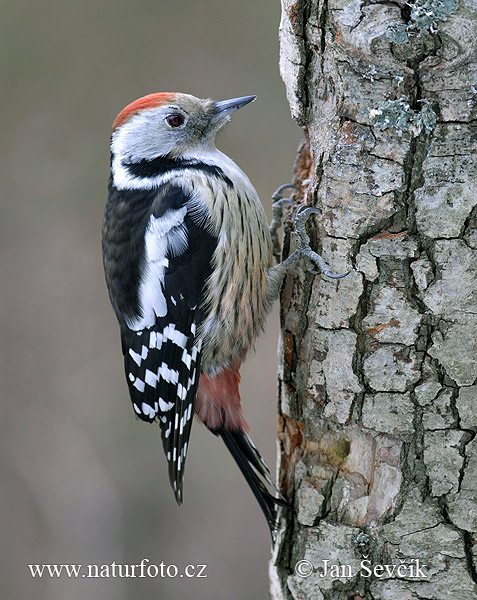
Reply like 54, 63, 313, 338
166, 114, 185, 128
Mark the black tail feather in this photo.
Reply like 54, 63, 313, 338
217, 427, 288, 540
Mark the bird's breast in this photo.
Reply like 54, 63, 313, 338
193, 171, 273, 374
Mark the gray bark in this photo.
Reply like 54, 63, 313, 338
270, 0, 477, 598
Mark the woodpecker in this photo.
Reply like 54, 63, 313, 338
102, 92, 346, 538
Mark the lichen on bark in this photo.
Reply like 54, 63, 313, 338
271, 0, 477, 598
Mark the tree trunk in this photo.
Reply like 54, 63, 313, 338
270, 0, 477, 599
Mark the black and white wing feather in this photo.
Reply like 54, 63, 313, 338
103, 181, 217, 502
122, 311, 202, 503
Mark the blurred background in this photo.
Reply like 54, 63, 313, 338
0, 1, 301, 598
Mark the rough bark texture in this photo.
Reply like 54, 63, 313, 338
270, 0, 477, 599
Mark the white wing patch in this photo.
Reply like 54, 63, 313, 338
127, 208, 187, 330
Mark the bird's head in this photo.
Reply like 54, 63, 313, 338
110, 92, 256, 163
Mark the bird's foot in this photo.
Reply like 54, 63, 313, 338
282, 206, 350, 279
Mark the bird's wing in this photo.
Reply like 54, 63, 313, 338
120, 183, 217, 502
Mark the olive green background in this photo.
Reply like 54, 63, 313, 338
1, 1, 301, 598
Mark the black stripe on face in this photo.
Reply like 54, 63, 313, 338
123, 156, 233, 187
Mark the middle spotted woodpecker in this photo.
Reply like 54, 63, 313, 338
102, 92, 347, 538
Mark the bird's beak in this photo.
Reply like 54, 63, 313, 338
212, 95, 256, 120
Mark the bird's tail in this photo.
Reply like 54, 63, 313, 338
216, 427, 288, 540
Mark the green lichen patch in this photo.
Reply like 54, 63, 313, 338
370, 99, 437, 137
386, 0, 459, 44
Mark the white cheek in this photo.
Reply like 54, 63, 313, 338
112, 111, 173, 159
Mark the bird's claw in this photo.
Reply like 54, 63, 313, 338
273, 198, 294, 211
269, 184, 349, 279
293, 205, 322, 237
271, 183, 298, 202
285, 204, 350, 280
300, 247, 350, 279
296, 205, 321, 217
